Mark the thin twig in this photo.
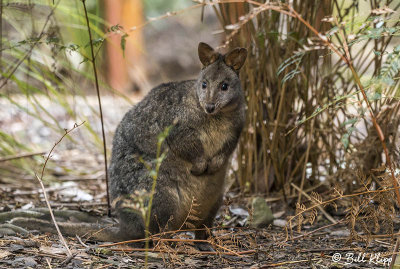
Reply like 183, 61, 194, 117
0, 151, 46, 162
76, 235, 90, 248
291, 183, 337, 224
45, 258, 52, 269
40, 122, 84, 180
389, 236, 400, 269
36, 122, 84, 259
81, 0, 111, 216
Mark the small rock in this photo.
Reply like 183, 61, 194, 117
24, 257, 37, 268
229, 206, 249, 217
250, 197, 274, 228
273, 219, 287, 227
330, 230, 350, 237
9, 243, 24, 252
273, 210, 285, 219
12, 256, 37, 268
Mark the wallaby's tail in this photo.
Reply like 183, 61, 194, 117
0, 208, 121, 242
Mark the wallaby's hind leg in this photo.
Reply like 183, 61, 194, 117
116, 186, 179, 240
148, 187, 179, 235
195, 196, 223, 251
116, 207, 146, 240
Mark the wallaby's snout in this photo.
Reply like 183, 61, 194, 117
205, 103, 215, 114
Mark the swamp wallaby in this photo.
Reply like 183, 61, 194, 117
108, 42, 247, 247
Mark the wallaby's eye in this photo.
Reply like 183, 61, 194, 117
221, 83, 229, 91
202, 81, 207, 89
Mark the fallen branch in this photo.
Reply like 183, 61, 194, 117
109, 248, 255, 256
286, 218, 344, 242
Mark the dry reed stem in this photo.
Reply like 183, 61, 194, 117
81, 0, 111, 216
297, 119, 314, 204
286, 5, 400, 207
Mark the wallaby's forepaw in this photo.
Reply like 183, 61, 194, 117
206, 155, 225, 174
190, 159, 208, 176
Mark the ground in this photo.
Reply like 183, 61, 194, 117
0, 167, 396, 268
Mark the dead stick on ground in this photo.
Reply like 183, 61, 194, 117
157, 238, 242, 257
110, 248, 255, 256
286, 218, 344, 242
36, 122, 85, 259
262, 258, 321, 268
389, 234, 400, 269
291, 183, 337, 224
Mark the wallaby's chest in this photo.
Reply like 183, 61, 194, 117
198, 117, 234, 158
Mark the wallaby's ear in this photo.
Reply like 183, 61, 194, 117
198, 42, 218, 67
224, 47, 247, 71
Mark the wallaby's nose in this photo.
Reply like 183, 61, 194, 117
205, 103, 215, 114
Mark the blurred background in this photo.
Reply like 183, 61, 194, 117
103, 0, 221, 93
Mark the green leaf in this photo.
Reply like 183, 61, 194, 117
341, 134, 349, 149
347, 126, 356, 134
373, 50, 381, 56
109, 24, 123, 32
86, 38, 104, 48
342, 118, 358, 126
120, 34, 128, 57
381, 77, 395, 86
79, 57, 90, 64
46, 36, 60, 44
